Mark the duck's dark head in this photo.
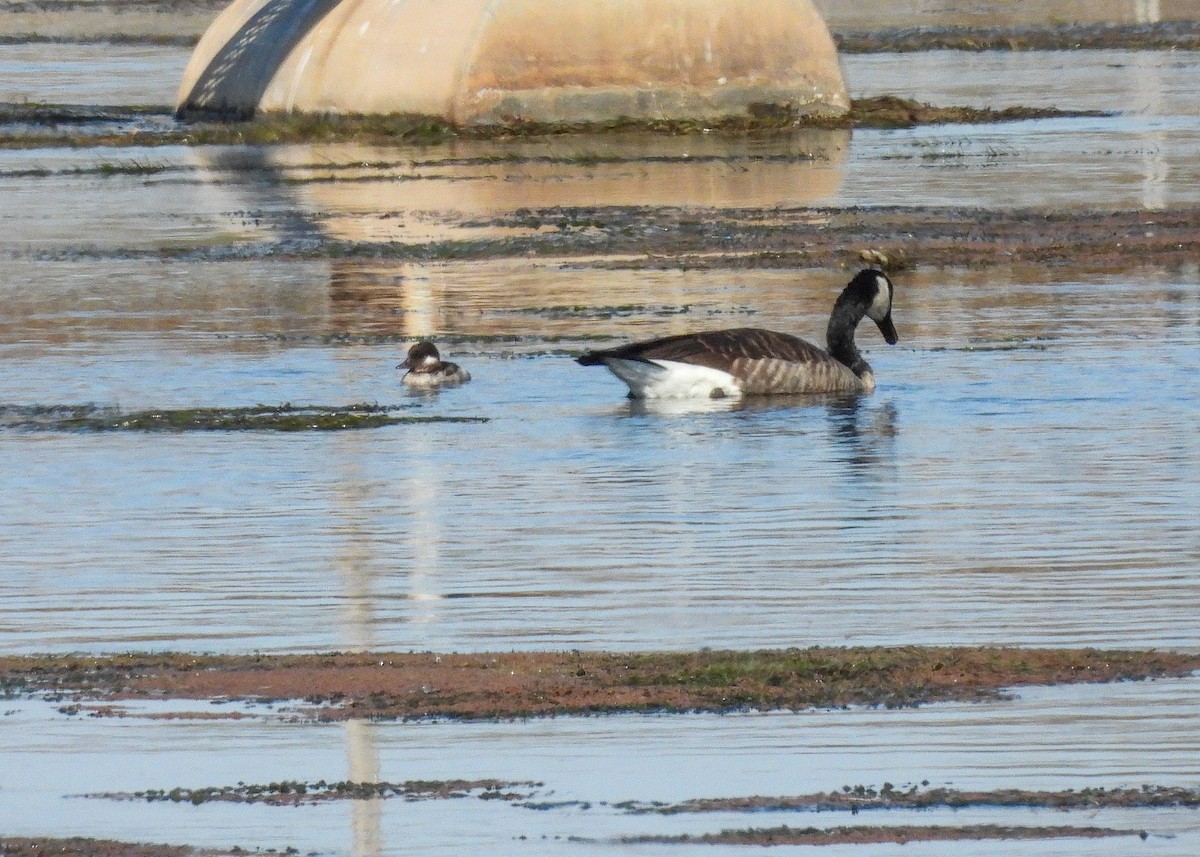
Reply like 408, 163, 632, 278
399, 341, 441, 371
845, 268, 898, 344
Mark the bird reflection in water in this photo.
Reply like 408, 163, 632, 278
827, 396, 900, 472
621, 393, 899, 475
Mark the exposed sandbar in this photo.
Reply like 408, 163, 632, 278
4, 646, 1197, 721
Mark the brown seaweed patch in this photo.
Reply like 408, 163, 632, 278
87, 779, 540, 806
0, 110, 455, 150
848, 95, 1104, 129
621, 823, 1143, 846
0, 840, 225, 857
449, 98, 1103, 136
0, 97, 1104, 150
3, 647, 1198, 722
0, 33, 199, 46
0, 102, 170, 124
0, 159, 182, 181
0, 403, 487, 432
18, 204, 1200, 273
619, 783, 1200, 815
505, 303, 702, 320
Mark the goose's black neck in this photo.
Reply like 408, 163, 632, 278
826, 292, 871, 378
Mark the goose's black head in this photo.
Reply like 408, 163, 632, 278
399, 341, 441, 371
845, 268, 898, 344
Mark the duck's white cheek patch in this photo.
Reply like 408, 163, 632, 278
602, 359, 743, 399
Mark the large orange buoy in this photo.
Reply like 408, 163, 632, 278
177, 0, 848, 124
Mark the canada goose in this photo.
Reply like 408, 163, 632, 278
398, 341, 471, 388
576, 268, 897, 399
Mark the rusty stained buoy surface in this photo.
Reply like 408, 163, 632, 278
175, 0, 849, 124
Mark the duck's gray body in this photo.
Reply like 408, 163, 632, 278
577, 269, 897, 399
399, 341, 471, 388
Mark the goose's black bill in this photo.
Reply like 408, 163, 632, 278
877, 312, 898, 345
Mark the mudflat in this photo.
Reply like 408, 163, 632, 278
4, 646, 1198, 720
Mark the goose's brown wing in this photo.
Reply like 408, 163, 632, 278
578, 328, 828, 371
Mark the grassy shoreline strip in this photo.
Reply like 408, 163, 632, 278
3, 647, 1198, 721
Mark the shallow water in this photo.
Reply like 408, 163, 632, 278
1, 261, 1198, 654
837, 49, 1200, 209
1, 50, 1199, 238
2, 36, 1200, 857
3, 677, 1199, 855
0, 43, 187, 106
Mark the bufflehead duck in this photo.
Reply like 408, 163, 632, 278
576, 268, 897, 399
398, 341, 470, 388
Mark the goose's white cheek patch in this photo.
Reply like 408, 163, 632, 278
869, 274, 893, 321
